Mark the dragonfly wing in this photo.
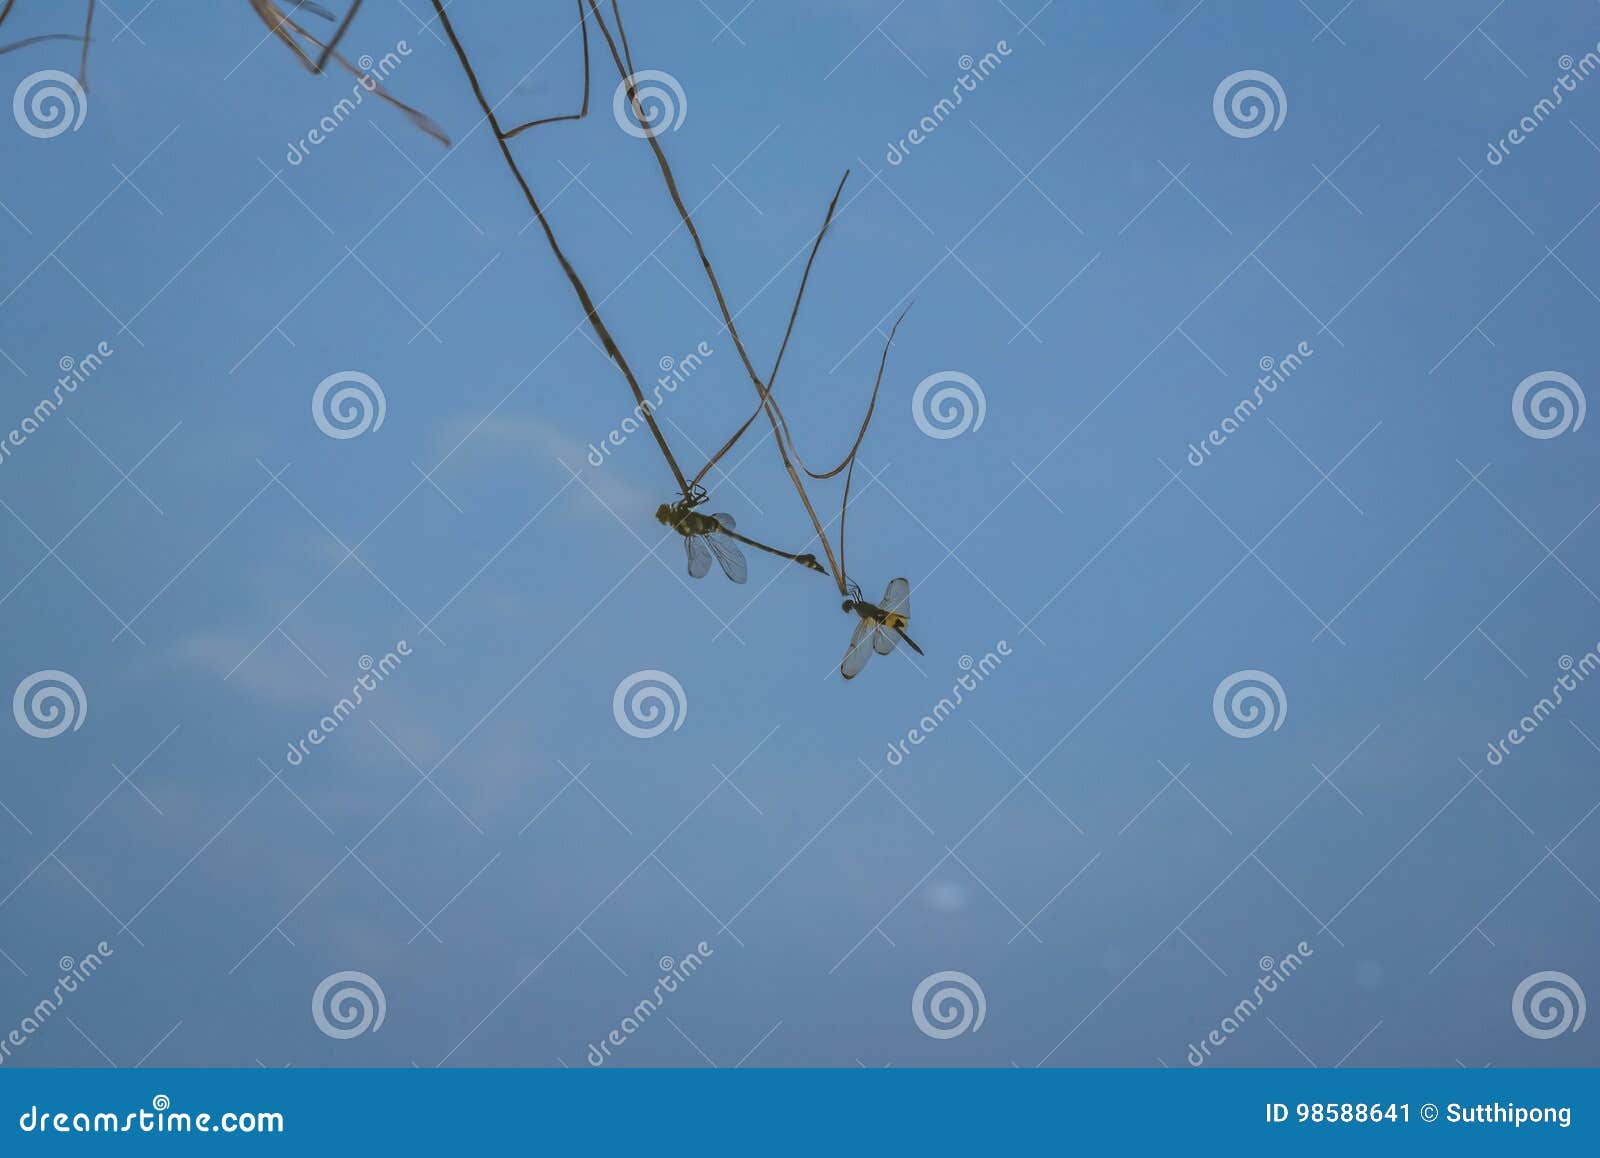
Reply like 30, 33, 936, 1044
872, 624, 898, 655
882, 577, 910, 619
708, 534, 748, 584
685, 535, 713, 579
841, 618, 875, 679
711, 512, 736, 532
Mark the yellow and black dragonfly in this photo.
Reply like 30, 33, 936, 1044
656, 489, 824, 584
840, 577, 923, 679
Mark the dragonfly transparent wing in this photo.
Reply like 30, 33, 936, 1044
707, 533, 748, 584
872, 624, 898, 656
882, 577, 910, 618
685, 534, 713, 579
841, 617, 875, 679
712, 512, 736, 532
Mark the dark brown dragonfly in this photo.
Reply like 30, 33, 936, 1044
656, 489, 824, 584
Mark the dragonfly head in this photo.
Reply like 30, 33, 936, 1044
654, 503, 676, 526
841, 599, 857, 615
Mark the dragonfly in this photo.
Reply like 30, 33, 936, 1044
656, 490, 824, 584
840, 578, 924, 679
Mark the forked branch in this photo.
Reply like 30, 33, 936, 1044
583, 0, 847, 591
429, 0, 691, 496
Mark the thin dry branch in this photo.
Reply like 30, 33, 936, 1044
429, 0, 691, 495
310, 0, 357, 73
0, 33, 81, 57
249, 0, 318, 70
250, 0, 449, 146
0, 0, 82, 59
78, 0, 92, 87
585, 0, 847, 590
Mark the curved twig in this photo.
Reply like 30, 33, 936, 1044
691, 170, 849, 488
836, 309, 908, 586
503, 0, 590, 138
0, 33, 82, 57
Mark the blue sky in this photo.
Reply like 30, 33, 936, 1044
1, 0, 1598, 1066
